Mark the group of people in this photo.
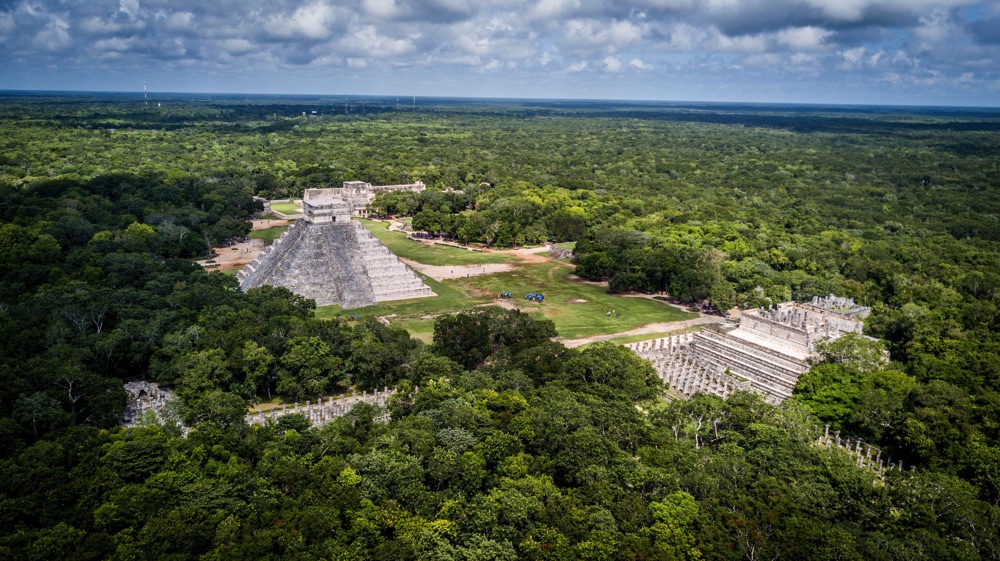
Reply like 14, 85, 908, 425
606, 309, 622, 318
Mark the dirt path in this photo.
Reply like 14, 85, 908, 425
401, 259, 515, 280
251, 218, 289, 230
197, 238, 266, 271
399, 244, 555, 281
556, 315, 725, 348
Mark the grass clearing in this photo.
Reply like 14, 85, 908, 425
316, 255, 695, 341
358, 219, 511, 266
270, 201, 302, 214
456, 262, 695, 339
248, 225, 289, 244
313, 222, 695, 341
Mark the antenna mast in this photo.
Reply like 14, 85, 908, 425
144, 81, 148, 106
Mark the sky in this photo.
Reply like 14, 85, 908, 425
1, 0, 998, 107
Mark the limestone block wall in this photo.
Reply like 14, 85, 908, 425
740, 313, 811, 351
237, 219, 307, 290
122, 382, 178, 427
689, 329, 809, 401
352, 222, 435, 302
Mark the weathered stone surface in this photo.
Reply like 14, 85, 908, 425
239, 184, 434, 310
628, 296, 870, 403
238, 219, 434, 308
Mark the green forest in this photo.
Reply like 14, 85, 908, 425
1, 93, 999, 560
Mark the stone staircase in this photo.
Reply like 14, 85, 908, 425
628, 333, 760, 402
352, 222, 436, 302
238, 219, 434, 309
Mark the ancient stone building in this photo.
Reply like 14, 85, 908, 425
629, 295, 870, 403
237, 187, 434, 308
322, 180, 425, 217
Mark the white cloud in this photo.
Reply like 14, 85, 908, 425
0, 0, 997, 105
119, 0, 140, 20
266, 2, 336, 40
96, 37, 134, 51
344, 26, 415, 58
841, 46, 866, 65
34, 16, 71, 51
362, 0, 406, 20
164, 12, 194, 32
775, 26, 831, 50
563, 18, 645, 51
531, 0, 583, 20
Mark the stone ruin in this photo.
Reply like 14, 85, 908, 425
121, 381, 396, 430
122, 381, 178, 427
237, 185, 434, 309
548, 245, 573, 260
628, 295, 870, 404
326, 180, 425, 217
245, 386, 396, 427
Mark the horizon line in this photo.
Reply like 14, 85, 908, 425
1, 88, 998, 111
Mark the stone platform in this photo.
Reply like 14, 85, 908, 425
627, 296, 870, 403
236, 219, 435, 308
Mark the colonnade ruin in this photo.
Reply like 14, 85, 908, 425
628, 295, 870, 404
122, 381, 396, 430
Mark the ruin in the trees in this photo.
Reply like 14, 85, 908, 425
628, 295, 871, 403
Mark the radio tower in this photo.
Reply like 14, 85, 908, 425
144, 81, 148, 106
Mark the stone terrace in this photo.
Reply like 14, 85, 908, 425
237, 219, 434, 309
628, 296, 869, 403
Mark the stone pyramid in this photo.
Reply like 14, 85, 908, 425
237, 190, 434, 308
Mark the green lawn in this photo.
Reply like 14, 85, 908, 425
248, 225, 289, 244
316, 258, 695, 341
358, 219, 511, 266
456, 263, 695, 339
313, 221, 695, 341
270, 201, 302, 214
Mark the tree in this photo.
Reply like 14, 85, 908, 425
432, 307, 556, 370
176, 349, 231, 401
240, 341, 275, 399
563, 342, 662, 401
277, 337, 339, 400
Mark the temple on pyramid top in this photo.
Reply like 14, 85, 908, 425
237, 182, 435, 309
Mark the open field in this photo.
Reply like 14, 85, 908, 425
315, 243, 696, 341
358, 219, 512, 266
270, 201, 303, 214
248, 225, 289, 244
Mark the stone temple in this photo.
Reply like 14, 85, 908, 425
628, 295, 870, 403
237, 185, 434, 308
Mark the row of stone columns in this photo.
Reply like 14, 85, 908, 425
651, 350, 750, 400
817, 425, 910, 479
626, 332, 695, 357
245, 386, 397, 428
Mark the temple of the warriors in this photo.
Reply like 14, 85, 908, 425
329, 180, 425, 217
628, 295, 870, 403
237, 183, 434, 308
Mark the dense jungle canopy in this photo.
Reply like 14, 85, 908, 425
0, 93, 999, 560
